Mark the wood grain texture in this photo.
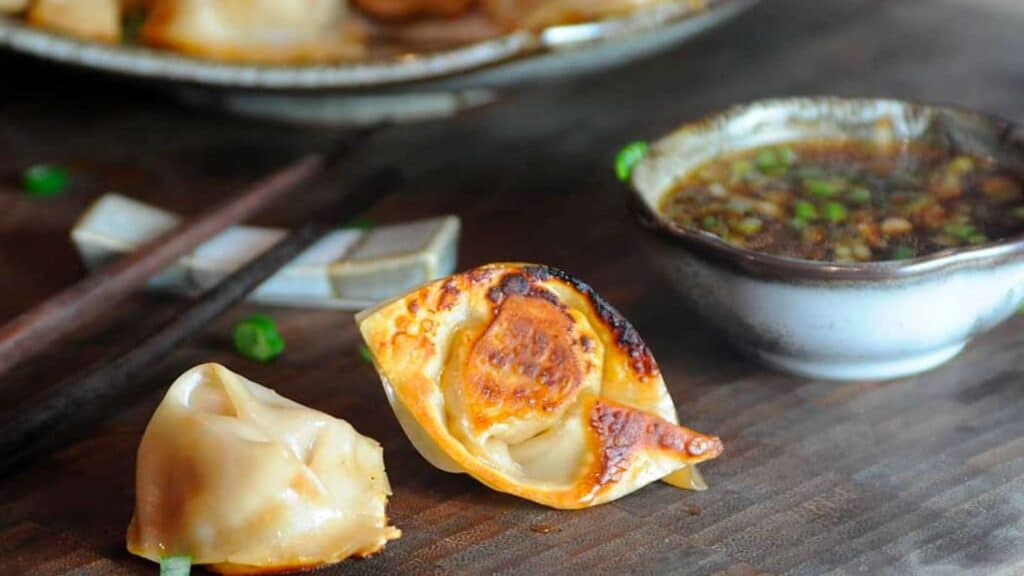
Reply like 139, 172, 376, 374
2, 0, 1024, 574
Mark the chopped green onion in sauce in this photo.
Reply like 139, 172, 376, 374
848, 186, 873, 204
890, 246, 916, 260
805, 178, 843, 198
793, 200, 817, 221
658, 141, 1024, 262
824, 202, 848, 223
233, 314, 285, 362
160, 556, 192, 576
22, 164, 70, 197
615, 141, 649, 182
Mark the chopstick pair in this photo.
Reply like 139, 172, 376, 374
0, 135, 403, 475
0, 128, 375, 379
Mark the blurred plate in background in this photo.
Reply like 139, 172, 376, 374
0, 0, 756, 124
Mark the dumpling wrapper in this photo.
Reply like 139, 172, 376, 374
483, 0, 707, 29
141, 0, 365, 63
127, 363, 400, 574
27, 0, 122, 43
357, 263, 722, 510
0, 0, 29, 14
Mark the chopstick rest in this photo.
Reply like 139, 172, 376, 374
71, 193, 460, 309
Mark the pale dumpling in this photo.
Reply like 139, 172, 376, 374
483, 0, 705, 29
127, 363, 400, 574
27, 0, 122, 42
141, 0, 365, 63
357, 263, 722, 510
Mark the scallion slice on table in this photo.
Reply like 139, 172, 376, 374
615, 141, 649, 182
22, 164, 70, 197
233, 314, 285, 362
160, 556, 192, 576
346, 216, 376, 229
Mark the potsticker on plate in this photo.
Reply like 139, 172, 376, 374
27, 0, 122, 42
141, 0, 366, 63
127, 363, 399, 574
357, 263, 722, 509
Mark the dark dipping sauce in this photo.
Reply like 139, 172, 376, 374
658, 141, 1024, 262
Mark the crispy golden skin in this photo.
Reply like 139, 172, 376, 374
358, 263, 722, 509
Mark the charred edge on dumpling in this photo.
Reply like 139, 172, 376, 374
513, 265, 658, 378
590, 401, 724, 487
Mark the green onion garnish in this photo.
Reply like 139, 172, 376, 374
701, 215, 717, 228
848, 186, 872, 204
735, 217, 763, 235
122, 8, 147, 43
22, 164, 70, 197
823, 202, 848, 223
359, 344, 374, 365
804, 178, 842, 198
778, 146, 798, 167
967, 232, 988, 245
233, 314, 285, 362
788, 218, 808, 230
949, 156, 975, 174
754, 149, 779, 172
943, 223, 976, 240
615, 141, 649, 182
160, 555, 192, 576
793, 200, 817, 221
730, 160, 754, 179
346, 216, 376, 230
890, 246, 915, 260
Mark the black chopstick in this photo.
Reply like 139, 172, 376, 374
0, 166, 404, 476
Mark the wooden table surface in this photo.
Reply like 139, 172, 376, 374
3, 1, 1024, 574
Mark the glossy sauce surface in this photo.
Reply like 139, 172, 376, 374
659, 141, 1024, 261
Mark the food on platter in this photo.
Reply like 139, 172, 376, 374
2, 0, 710, 63
141, 0, 366, 63
27, 0, 122, 43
